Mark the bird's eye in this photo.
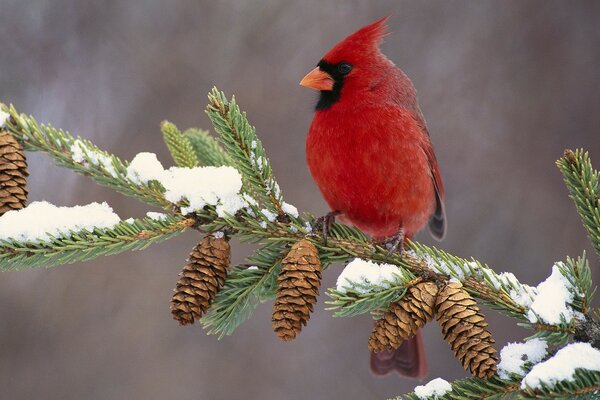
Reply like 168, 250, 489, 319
337, 63, 353, 75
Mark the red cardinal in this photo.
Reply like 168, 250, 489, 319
300, 17, 446, 378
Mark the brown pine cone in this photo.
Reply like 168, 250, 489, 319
368, 282, 438, 352
0, 130, 28, 216
272, 239, 321, 341
170, 234, 231, 325
435, 281, 498, 379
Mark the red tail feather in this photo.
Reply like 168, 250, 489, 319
369, 330, 428, 378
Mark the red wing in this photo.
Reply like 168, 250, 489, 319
413, 110, 446, 240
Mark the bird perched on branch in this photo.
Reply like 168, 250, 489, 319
300, 17, 446, 378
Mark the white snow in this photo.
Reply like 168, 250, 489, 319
303, 221, 313, 233
146, 212, 168, 221
162, 166, 244, 216
414, 378, 452, 399
124, 218, 135, 224
281, 202, 299, 218
0, 201, 120, 242
126, 152, 245, 217
259, 221, 267, 229
260, 208, 278, 222
126, 152, 166, 184
273, 182, 281, 198
336, 258, 405, 294
521, 342, 600, 390
0, 110, 9, 126
498, 338, 548, 379
213, 231, 224, 239
527, 264, 574, 324
485, 271, 537, 308
250, 140, 257, 149
70, 139, 118, 177
247, 265, 259, 270
406, 250, 470, 280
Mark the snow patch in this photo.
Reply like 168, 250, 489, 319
260, 208, 278, 222
146, 212, 168, 221
281, 202, 299, 218
486, 271, 537, 308
126, 152, 166, 184
126, 152, 245, 217
336, 258, 405, 294
213, 231, 224, 239
521, 342, 600, 390
498, 338, 548, 379
527, 264, 574, 324
71, 140, 118, 177
406, 250, 470, 280
0, 110, 9, 126
303, 221, 313, 233
0, 201, 120, 242
414, 378, 452, 399
162, 166, 244, 216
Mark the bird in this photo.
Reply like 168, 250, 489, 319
300, 17, 446, 378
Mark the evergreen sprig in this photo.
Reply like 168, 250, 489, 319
182, 127, 233, 167
520, 369, 600, 399
558, 253, 595, 314
206, 87, 283, 214
326, 269, 415, 318
1, 104, 171, 209
201, 240, 287, 338
557, 149, 600, 260
161, 121, 199, 168
394, 376, 520, 400
0, 215, 194, 270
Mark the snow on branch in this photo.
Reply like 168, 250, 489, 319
0, 201, 194, 270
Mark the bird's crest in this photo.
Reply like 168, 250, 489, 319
323, 17, 390, 63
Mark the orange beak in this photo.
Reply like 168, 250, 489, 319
299, 67, 334, 91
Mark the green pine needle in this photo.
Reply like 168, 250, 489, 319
182, 127, 232, 167
206, 87, 283, 214
0, 215, 194, 270
557, 149, 600, 261
161, 120, 199, 168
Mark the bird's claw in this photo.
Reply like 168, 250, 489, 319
314, 211, 341, 246
382, 228, 405, 259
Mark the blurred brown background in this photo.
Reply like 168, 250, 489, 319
1, 1, 600, 399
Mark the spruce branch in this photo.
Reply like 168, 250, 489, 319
0, 215, 194, 270
394, 376, 520, 400
326, 272, 417, 318
520, 369, 600, 399
161, 120, 199, 168
182, 127, 233, 167
201, 240, 287, 338
557, 149, 600, 260
1, 104, 172, 210
206, 87, 283, 214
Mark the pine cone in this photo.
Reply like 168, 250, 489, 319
368, 282, 438, 352
0, 130, 28, 216
170, 234, 230, 325
435, 281, 498, 378
272, 239, 321, 341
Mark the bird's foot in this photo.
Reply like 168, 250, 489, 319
314, 210, 341, 246
382, 228, 405, 258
